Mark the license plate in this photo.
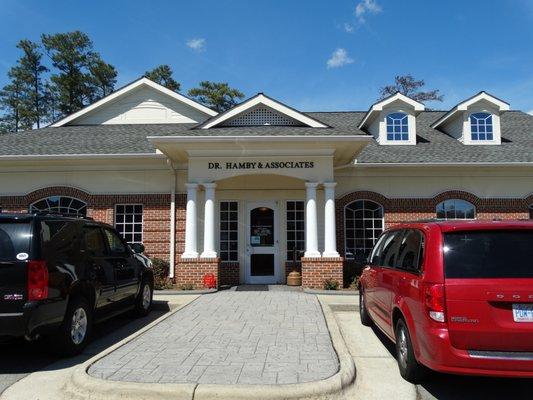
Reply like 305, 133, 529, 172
512, 304, 533, 322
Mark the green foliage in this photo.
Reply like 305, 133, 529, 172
379, 74, 443, 103
0, 67, 26, 132
179, 283, 195, 291
323, 279, 340, 290
88, 59, 117, 101
144, 65, 180, 92
150, 257, 173, 290
188, 81, 245, 112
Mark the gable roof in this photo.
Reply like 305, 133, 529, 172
196, 93, 329, 129
50, 77, 218, 127
430, 91, 510, 129
358, 92, 425, 129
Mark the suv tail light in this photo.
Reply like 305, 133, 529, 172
424, 283, 446, 323
28, 260, 48, 301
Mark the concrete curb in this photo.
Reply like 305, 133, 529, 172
64, 295, 356, 400
154, 288, 217, 295
304, 288, 358, 296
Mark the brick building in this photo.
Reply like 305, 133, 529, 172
0, 78, 531, 288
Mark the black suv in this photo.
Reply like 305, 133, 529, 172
0, 213, 154, 355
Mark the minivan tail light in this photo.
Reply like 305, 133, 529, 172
27, 260, 48, 301
424, 283, 446, 323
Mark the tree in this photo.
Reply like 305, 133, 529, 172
41, 31, 116, 116
88, 58, 117, 101
379, 74, 443, 103
144, 65, 180, 91
188, 81, 245, 112
14, 40, 48, 128
0, 68, 26, 132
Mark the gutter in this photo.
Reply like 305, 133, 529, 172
0, 153, 166, 161
147, 135, 373, 143
349, 161, 533, 167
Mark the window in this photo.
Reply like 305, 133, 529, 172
103, 228, 127, 254
286, 201, 305, 261
386, 112, 409, 141
345, 200, 384, 260
82, 226, 107, 256
30, 196, 87, 216
41, 220, 78, 257
436, 199, 476, 220
396, 229, 424, 273
220, 201, 238, 262
380, 231, 402, 267
115, 204, 143, 244
470, 112, 493, 141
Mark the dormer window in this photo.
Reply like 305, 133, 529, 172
470, 112, 493, 141
386, 112, 409, 141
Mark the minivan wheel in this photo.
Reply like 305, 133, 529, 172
395, 319, 427, 383
359, 288, 372, 326
133, 279, 153, 317
52, 296, 92, 356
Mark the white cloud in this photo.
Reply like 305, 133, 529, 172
186, 38, 206, 52
327, 48, 354, 69
355, 0, 382, 23
528, 110, 533, 115
343, 23, 354, 33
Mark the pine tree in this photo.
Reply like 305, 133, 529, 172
88, 58, 117, 101
188, 81, 245, 112
0, 68, 26, 132
144, 65, 180, 91
379, 75, 443, 103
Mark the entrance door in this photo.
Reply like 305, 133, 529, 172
245, 201, 279, 284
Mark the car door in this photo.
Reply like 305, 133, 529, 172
102, 227, 139, 301
362, 233, 387, 312
373, 230, 403, 331
81, 225, 116, 307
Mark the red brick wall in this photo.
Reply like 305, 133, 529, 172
219, 262, 240, 286
301, 257, 343, 289
176, 257, 220, 289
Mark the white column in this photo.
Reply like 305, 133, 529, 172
182, 183, 199, 258
304, 182, 321, 258
201, 182, 217, 258
323, 182, 339, 258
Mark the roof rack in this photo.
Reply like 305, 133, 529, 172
33, 211, 94, 220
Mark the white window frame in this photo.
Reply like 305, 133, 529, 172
469, 112, 494, 142
29, 196, 87, 216
344, 199, 385, 260
114, 204, 143, 244
436, 199, 476, 220
219, 200, 239, 262
286, 200, 305, 262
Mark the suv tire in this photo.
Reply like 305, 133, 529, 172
359, 288, 372, 326
53, 296, 92, 356
133, 278, 153, 317
395, 318, 427, 383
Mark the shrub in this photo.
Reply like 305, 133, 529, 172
151, 258, 173, 290
350, 275, 361, 290
179, 283, 195, 291
323, 279, 340, 290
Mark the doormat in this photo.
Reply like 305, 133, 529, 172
235, 285, 269, 291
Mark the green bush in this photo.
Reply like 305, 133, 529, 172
151, 258, 173, 290
179, 283, 195, 290
323, 279, 340, 290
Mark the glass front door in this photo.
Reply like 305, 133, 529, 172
246, 202, 279, 284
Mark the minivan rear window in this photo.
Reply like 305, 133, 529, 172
0, 222, 31, 261
444, 230, 533, 278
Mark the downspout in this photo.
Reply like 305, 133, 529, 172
167, 159, 177, 279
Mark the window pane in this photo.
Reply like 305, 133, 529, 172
219, 202, 238, 261
344, 200, 384, 260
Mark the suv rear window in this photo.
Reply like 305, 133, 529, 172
444, 230, 533, 278
0, 222, 31, 261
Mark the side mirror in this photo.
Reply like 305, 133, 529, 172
131, 243, 145, 254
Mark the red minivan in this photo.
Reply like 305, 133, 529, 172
358, 220, 533, 382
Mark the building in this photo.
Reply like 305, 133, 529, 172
0, 77, 531, 288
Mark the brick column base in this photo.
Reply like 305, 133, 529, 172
301, 257, 344, 289
219, 262, 240, 286
176, 257, 220, 289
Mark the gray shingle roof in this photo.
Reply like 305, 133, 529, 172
0, 111, 531, 164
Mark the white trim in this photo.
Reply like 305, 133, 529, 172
0, 153, 165, 161
343, 198, 384, 260
148, 135, 371, 143
50, 77, 217, 127
431, 91, 510, 129
199, 94, 328, 129
359, 93, 425, 129
218, 200, 239, 263
350, 162, 533, 167
114, 204, 144, 244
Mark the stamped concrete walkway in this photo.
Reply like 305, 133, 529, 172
88, 289, 339, 385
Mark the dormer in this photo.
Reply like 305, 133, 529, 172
358, 92, 425, 146
430, 91, 510, 145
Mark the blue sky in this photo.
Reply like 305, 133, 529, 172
1, 0, 532, 112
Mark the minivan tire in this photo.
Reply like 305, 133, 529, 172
133, 278, 153, 317
395, 319, 427, 383
359, 288, 372, 326
52, 296, 92, 356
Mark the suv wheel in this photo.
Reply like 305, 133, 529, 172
133, 279, 153, 317
359, 288, 372, 326
395, 319, 427, 383
53, 296, 92, 356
